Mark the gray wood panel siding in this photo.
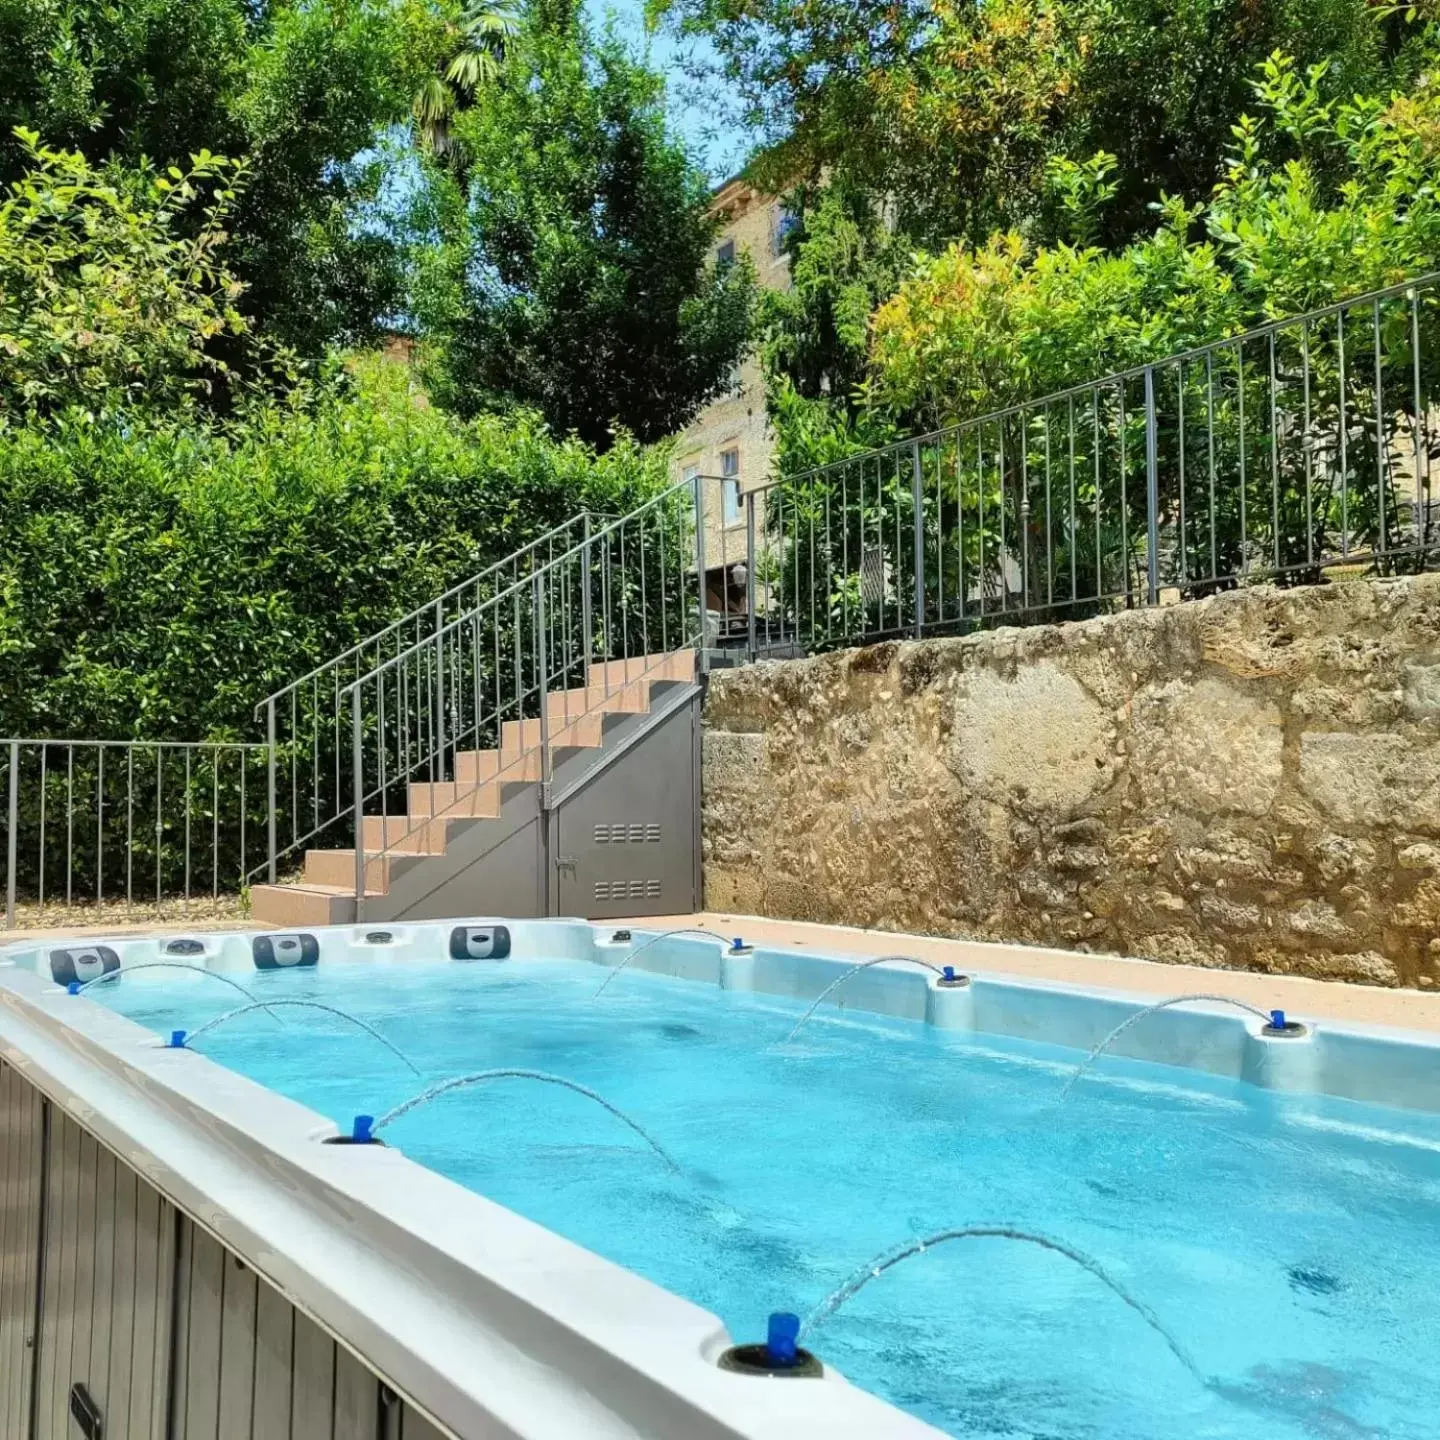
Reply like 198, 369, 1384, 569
0, 1060, 460, 1440
31, 1103, 174, 1440
0, 1063, 42, 1439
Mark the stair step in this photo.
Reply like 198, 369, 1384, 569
407, 781, 501, 818
501, 712, 605, 754
593, 650, 695, 688
304, 848, 425, 892
250, 883, 372, 927
361, 815, 461, 853
454, 748, 541, 784
544, 679, 649, 723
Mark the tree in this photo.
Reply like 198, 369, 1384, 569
653, 0, 1399, 249
0, 131, 254, 418
412, 0, 523, 162
759, 180, 909, 409
0, 0, 446, 357
411, 8, 755, 448
867, 45, 1440, 429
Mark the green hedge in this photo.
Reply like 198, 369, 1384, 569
0, 356, 672, 741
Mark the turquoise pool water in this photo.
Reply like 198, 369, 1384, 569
95, 958, 1440, 1439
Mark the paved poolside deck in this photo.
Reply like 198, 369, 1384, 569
627, 912, 1440, 1035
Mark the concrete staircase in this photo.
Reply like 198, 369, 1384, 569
249, 652, 695, 926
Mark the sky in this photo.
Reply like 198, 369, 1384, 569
585, 0, 755, 182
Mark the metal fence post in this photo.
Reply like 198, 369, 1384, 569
693, 472, 708, 672
911, 443, 925, 637
1144, 365, 1160, 606
5, 741, 17, 929
745, 491, 758, 662
265, 700, 277, 883
432, 599, 446, 781
535, 573, 551, 794
351, 686, 365, 913
580, 512, 593, 689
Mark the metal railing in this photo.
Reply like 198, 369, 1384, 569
336, 476, 712, 901
12, 277, 1440, 919
2, 740, 268, 929
744, 273, 1440, 653
253, 511, 599, 882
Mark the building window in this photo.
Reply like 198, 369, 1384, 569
773, 208, 799, 256
716, 238, 736, 267
721, 448, 741, 523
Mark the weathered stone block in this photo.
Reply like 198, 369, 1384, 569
1298, 732, 1440, 834
1132, 676, 1283, 817
948, 662, 1111, 810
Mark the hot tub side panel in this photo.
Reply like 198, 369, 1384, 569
0, 1060, 451, 1440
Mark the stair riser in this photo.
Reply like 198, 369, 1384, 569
305, 850, 394, 892
501, 715, 604, 753
361, 816, 453, 853
407, 783, 500, 818
545, 681, 649, 722
454, 750, 541, 784
249, 884, 353, 927
593, 650, 695, 689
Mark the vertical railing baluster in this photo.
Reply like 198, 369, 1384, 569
1043, 406, 1053, 609
892, 452, 903, 632
746, 492, 758, 661
38, 744, 47, 914
311, 675, 319, 836
911, 443, 925, 637
933, 442, 943, 625
1339, 308, 1349, 558
1207, 353, 1217, 579
289, 688, 298, 852
65, 746, 74, 907
1067, 396, 1077, 604
956, 433, 967, 625
352, 686, 365, 910
977, 425, 987, 616
126, 746, 133, 913
266, 699, 277, 883
1118, 384, 1130, 602
536, 576, 550, 798
997, 420, 1008, 611
1302, 321, 1313, 567
4, 741, 16, 929
693, 471, 707, 671
96, 747, 104, 912
1176, 367, 1186, 589
1237, 341, 1248, 579
155, 747, 163, 911
1413, 288, 1429, 556
1374, 296, 1388, 563
1092, 394, 1102, 599
1144, 366, 1159, 606
1270, 330, 1281, 574
239, 750, 247, 895
433, 600, 446, 786
183, 748, 192, 911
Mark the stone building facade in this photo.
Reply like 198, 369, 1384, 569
702, 574, 1440, 988
672, 177, 792, 627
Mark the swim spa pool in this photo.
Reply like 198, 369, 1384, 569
5, 921, 1440, 1439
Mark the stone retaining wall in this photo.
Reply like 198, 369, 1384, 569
702, 574, 1440, 988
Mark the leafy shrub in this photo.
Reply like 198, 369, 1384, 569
0, 356, 671, 741
868, 50, 1440, 429
0, 131, 252, 418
